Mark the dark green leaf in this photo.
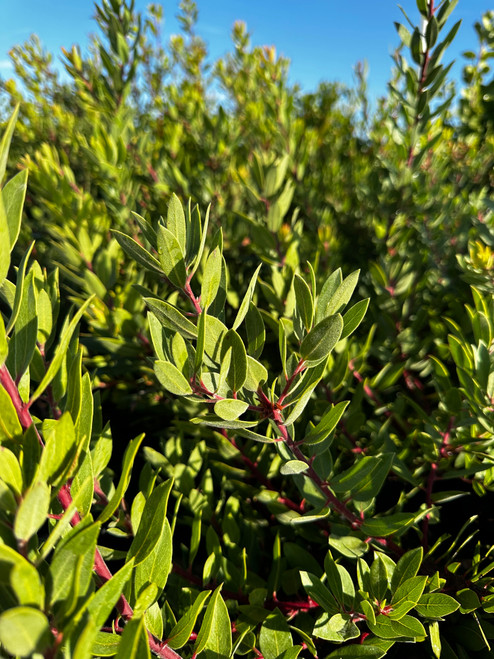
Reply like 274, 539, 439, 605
144, 298, 198, 339
331, 454, 394, 501
259, 608, 293, 659
201, 247, 222, 310
30, 296, 94, 404
233, 264, 262, 331
391, 548, 423, 592
98, 434, 145, 524
127, 480, 173, 565
3, 168, 28, 251
86, 560, 135, 628
220, 329, 247, 392
294, 274, 314, 331
111, 230, 162, 274
168, 591, 211, 649
157, 225, 187, 288
341, 298, 369, 340
326, 270, 360, 317
300, 313, 343, 365
304, 401, 349, 445
167, 193, 186, 254
114, 615, 150, 659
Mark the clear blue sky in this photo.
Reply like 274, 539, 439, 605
0, 1, 492, 100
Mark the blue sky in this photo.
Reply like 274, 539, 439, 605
0, 1, 491, 100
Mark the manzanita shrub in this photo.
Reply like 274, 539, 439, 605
1, 0, 494, 657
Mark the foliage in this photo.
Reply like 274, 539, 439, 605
1, 0, 494, 657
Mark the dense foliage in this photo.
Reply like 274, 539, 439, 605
1, 0, 494, 657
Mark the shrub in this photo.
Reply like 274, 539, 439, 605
0, 0, 493, 657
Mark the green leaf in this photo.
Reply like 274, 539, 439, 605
300, 314, 343, 365
316, 269, 342, 324
388, 576, 428, 620
30, 295, 94, 404
131, 211, 157, 246
114, 615, 150, 659
437, 0, 459, 27
304, 401, 349, 445
368, 614, 426, 640
144, 298, 198, 339
0, 314, 7, 365
415, 593, 460, 618
191, 414, 259, 430
0, 544, 44, 607
127, 479, 173, 565
455, 588, 480, 614
214, 398, 249, 421
245, 302, 265, 359
37, 412, 78, 488
3, 168, 28, 251
49, 522, 100, 615
426, 15, 439, 48
155, 360, 193, 396
0, 203, 10, 288
220, 329, 247, 392
98, 434, 145, 524
294, 274, 314, 331
283, 363, 326, 426
341, 299, 369, 340
395, 21, 412, 47
233, 264, 262, 331
134, 516, 173, 598
411, 27, 423, 65
92, 631, 121, 657
157, 225, 187, 288
86, 559, 135, 628
280, 460, 309, 475
167, 193, 187, 255
416, 0, 428, 16
111, 230, 162, 274
0, 606, 51, 657
0, 105, 19, 184
244, 355, 268, 392
370, 554, 389, 602
193, 585, 232, 658
331, 454, 394, 501
328, 535, 368, 559
325, 270, 360, 317
259, 608, 293, 659
189, 204, 211, 277
10, 268, 37, 381
14, 481, 50, 543
391, 548, 423, 592
313, 611, 360, 642
201, 247, 222, 310
326, 645, 388, 658
300, 571, 339, 615
167, 591, 211, 649
0, 390, 23, 440
360, 512, 420, 537
195, 309, 206, 375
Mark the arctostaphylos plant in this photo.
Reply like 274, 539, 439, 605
1, 0, 494, 657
